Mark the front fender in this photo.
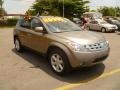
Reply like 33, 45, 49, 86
48, 42, 80, 68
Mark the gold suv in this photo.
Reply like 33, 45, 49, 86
14, 16, 110, 75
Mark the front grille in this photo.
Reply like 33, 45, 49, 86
85, 42, 106, 51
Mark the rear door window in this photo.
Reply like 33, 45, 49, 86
90, 21, 98, 24
94, 21, 98, 24
18, 17, 31, 29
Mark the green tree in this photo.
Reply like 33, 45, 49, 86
98, 7, 120, 17
58, 0, 89, 18
29, 0, 89, 18
0, 0, 3, 8
0, 0, 4, 17
0, 8, 7, 17
116, 7, 120, 17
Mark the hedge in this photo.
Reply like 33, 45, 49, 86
0, 18, 18, 27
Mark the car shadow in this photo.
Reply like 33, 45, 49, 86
116, 32, 120, 35
12, 48, 105, 84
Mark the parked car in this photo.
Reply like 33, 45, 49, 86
83, 12, 103, 19
113, 17, 120, 22
86, 19, 118, 32
14, 16, 110, 75
105, 19, 120, 32
73, 18, 82, 26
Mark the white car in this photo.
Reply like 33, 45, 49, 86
86, 19, 118, 32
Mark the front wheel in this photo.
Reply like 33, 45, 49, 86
48, 49, 71, 75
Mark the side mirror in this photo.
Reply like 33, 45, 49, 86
35, 27, 43, 32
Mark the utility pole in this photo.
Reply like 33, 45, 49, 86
0, 0, 4, 18
115, 7, 117, 17
115, 0, 118, 17
63, 0, 64, 17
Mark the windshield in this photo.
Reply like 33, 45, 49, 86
42, 17, 82, 33
100, 21, 108, 24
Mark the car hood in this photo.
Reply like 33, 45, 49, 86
56, 31, 105, 45
101, 23, 116, 28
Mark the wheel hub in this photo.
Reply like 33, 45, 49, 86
51, 54, 64, 72
15, 40, 20, 51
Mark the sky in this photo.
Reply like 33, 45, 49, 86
89, 0, 120, 9
3, 0, 120, 14
4, 0, 35, 14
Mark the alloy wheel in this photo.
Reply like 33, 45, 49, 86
50, 54, 64, 73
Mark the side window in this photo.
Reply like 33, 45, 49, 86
90, 21, 98, 24
18, 18, 24, 26
90, 21, 94, 24
94, 21, 98, 24
19, 17, 31, 29
31, 19, 43, 30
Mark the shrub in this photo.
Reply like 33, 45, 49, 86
0, 18, 18, 27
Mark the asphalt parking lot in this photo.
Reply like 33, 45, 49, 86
0, 28, 120, 90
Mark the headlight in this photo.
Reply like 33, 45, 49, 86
67, 42, 88, 52
98, 41, 109, 49
105, 41, 109, 47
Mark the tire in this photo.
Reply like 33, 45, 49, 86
112, 30, 115, 33
14, 38, 24, 52
48, 48, 71, 75
101, 28, 106, 33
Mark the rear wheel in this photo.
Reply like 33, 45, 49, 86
86, 26, 90, 30
48, 48, 71, 75
101, 28, 106, 33
14, 38, 24, 52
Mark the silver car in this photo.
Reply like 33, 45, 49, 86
86, 19, 118, 32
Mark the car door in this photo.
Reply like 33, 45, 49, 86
92, 21, 100, 31
89, 21, 95, 30
28, 18, 47, 53
17, 17, 31, 47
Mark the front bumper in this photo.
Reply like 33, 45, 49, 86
116, 28, 120, 32
69, 47, 110, 68
107, 28, 116, 32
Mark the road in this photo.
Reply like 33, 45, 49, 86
0, 28, 120, 90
